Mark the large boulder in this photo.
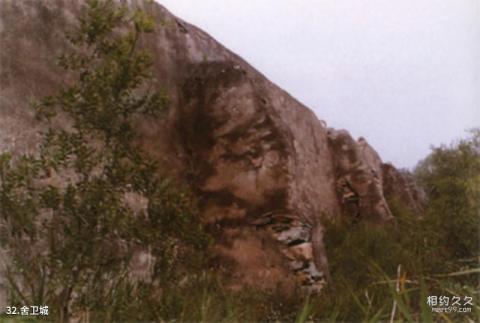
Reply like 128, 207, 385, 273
0, 0, 425, 299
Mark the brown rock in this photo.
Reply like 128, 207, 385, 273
0, 0, 425, 299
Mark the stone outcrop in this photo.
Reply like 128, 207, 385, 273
0, 0, 425, 299
381, 163, 426, 214
328, 130, 394, 223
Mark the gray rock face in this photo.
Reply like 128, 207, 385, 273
327, 129, 394, 223
0, 0, 425, 298
381, 163, 426, 214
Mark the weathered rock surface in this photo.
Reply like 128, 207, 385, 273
0, 0, 425, 300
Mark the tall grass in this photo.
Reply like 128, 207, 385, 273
2, 200, 477, 322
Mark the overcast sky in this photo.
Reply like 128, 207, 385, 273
158, 0, 479, 169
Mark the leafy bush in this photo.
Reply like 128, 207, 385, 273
415, 129, 480, 260
0, 1, 209, 321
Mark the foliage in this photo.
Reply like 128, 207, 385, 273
0, 0, 208, 321
415, 128, 480, 259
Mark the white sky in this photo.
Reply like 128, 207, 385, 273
158, 0, 479, 168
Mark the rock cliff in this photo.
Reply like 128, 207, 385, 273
0, 0, 424, 298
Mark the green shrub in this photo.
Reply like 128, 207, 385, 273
0, 1, 209, 321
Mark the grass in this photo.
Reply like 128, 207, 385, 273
2, 205, 478, 322
2, 211, 478, 322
